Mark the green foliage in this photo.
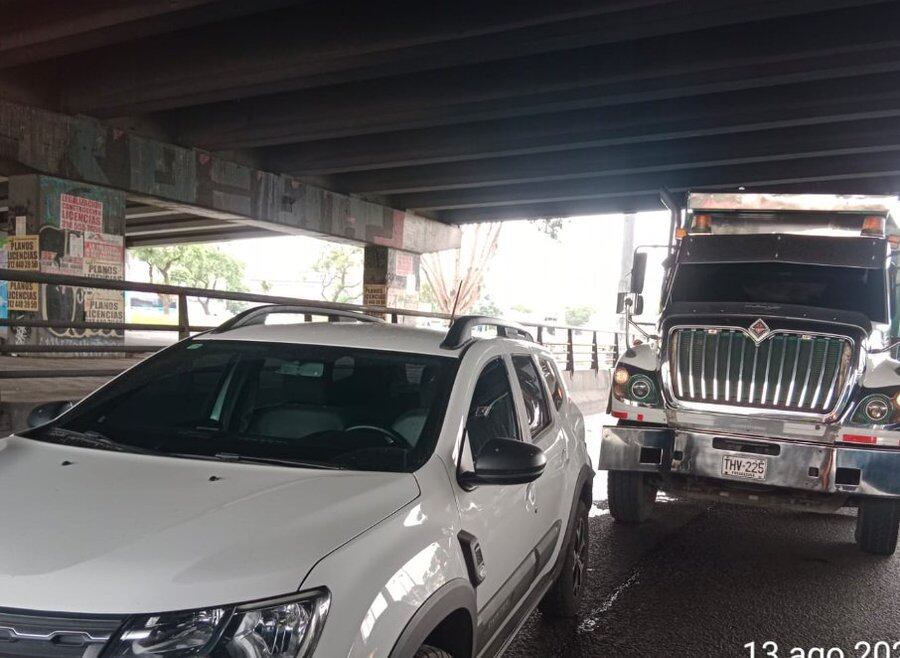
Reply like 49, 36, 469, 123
131, 245, 247, 314
312, 244, 362, 303
471, 295, 501, 317
529, 217, 565, 241
511, 303, 532, 314
565, 305, 594, 327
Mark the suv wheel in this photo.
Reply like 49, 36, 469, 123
414, 646, 453, 658
608, 471, 657, 524
539, 498, 590, 618
855, 498, 900, 556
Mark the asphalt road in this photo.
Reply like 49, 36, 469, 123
506, 429, 900, 657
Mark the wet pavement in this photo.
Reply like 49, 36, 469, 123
506, 420, 900, 657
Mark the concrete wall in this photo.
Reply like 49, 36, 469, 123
566, 368, 610, 415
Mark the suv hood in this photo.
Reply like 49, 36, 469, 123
0, 436, 419, 614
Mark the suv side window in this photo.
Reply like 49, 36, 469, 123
538, 357, 566, 410
466, 358, 520, 456
512, 355, 551, 438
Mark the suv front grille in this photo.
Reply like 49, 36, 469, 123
0, 609, 123, 658
668, 328, 853, 414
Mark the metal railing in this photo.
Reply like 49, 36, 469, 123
0, 268, 622, 376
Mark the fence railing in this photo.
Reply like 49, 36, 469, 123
0, 268, 623, 375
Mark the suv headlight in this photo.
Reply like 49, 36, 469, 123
108, 590, 330, 658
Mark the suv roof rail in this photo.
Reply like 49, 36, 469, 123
440, 315, 534, 349
213, 304, 385, 333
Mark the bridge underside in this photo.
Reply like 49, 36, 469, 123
2, 0, 900, 233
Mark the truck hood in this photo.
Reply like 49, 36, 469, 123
0, 436, 419, 614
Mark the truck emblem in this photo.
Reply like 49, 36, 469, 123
748, 318, 771, 342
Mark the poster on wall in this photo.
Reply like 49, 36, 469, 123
8, 235, 39, 271
85, 289, 125, 324
9, 281, 39, 311
0, 281, 8, 320
60, 194, 104, 233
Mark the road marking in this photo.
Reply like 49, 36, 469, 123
577, 570, 640, 634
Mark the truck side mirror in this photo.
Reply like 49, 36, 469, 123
630, 252, 647, 294
633, 294, 644, 315
616, 292, 627, 314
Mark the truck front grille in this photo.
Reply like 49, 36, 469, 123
0, 608, 123, 658
668, 328, 853, 414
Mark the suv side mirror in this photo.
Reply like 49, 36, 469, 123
630, 252, 647, 294
459, 438, 546, 488
27, 400, 74, 428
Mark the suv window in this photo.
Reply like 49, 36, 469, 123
539, 357, 565, 410
512, 355, 551, 437
466, 359, 520, 456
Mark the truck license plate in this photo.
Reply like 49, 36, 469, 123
722, 455, 768, 481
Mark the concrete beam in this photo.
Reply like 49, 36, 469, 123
0, 100, 460, 254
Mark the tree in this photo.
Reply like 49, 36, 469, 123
471, 295, 501, 317
421, 222, 502, 315
529, 217, 565, 240
312, 244, 362, 303
565, 305, 594, 327
132, 245, 247, 315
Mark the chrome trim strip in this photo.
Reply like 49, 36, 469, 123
674, 331, 684, 397
785, 336, 801, 407
797, 338, 815, 409
688, 330, 695, 398
809, 340, 831, 410
822, 343, 845, 410
0, 625, 112, 643
724, 331, 734, 402
712, 331, 721, 400
760, 338, 774, 405
700, 331, 708, 399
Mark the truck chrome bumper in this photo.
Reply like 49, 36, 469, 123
599, 426, 900, 498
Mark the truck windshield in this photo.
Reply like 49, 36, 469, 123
26, 340, 457, 473
669, 262, 888, 322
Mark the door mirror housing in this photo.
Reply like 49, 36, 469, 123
616, 292, 644, 315
27, 400, 75, 428
459, 438, 546, 488
630, 252, 647, 294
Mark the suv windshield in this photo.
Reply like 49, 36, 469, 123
669, 262, 888, 322
27, 340, 458, 473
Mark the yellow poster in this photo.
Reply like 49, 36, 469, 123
8, 236, 39, 271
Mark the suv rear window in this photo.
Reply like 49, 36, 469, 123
29, 340, 457, 473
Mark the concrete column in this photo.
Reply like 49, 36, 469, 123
363, 245, 420, 322
3, 175, 126, 350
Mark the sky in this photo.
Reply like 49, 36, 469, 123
126, 211, 673, 330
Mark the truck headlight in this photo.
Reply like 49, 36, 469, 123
108, 590, 330, 658
612, 367, 661, 406
852, 393, 897, 425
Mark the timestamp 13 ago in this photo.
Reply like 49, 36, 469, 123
745, 642, 900, 658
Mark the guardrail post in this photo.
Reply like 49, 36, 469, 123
391, 313, 398, 324
178, 293, 190, 340
537, 325, 544, 344
613, 333, 620, 364
566, 328, 574, 373
591, 331, 599, 371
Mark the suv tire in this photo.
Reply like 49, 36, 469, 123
608, 471, 657, 524
539, 499, 590, 618
414, 646, 453, 658
855, 498, 900, 556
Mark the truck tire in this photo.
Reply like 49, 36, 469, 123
855, 498, 900, 556
414, 646, 453, 658
539, 499, 590, 618
608, 471, 657, 524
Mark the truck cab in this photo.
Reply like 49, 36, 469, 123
600, 192, 900, 555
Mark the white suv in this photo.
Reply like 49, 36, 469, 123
0, 309, 593, 658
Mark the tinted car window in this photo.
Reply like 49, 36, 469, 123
539, 357, 565, 410
466, 359, 519, 456
512, 355, 551, 437
28, 340, 457, 473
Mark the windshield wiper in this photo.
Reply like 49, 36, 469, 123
209, 452, 343, 470
39, 428, 160, 455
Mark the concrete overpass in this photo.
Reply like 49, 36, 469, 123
2, 0, 900, 235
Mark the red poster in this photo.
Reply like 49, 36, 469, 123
60, 194, 103, 232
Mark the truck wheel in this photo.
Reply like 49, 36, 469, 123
414, 646, 453, 658
539, 499, 590, 618
608, 471, 657, 524
855, 498, 900, 556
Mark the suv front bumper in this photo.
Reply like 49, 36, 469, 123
599, 426, 900, 498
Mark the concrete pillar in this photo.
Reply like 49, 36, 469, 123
363, 245, 420, 323
3, 175, 126, 350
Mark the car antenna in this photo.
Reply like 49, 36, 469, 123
450, 282, 463, 320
